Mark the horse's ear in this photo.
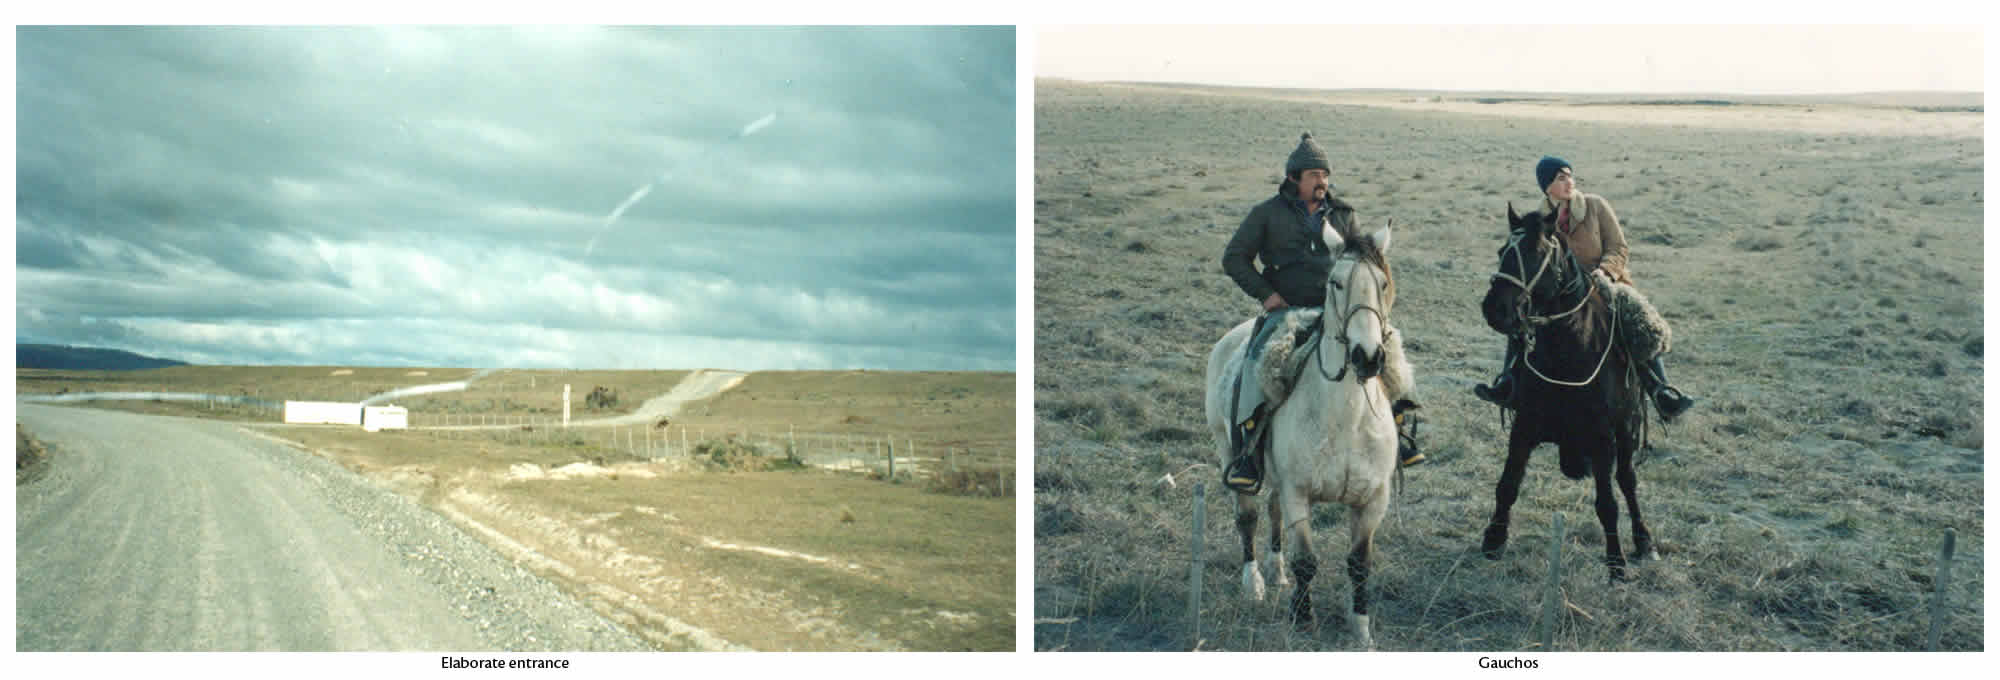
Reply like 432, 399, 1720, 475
1371, 218, 1393, 254
1506, 201, 1520, 229
1322, 221, 1346, 252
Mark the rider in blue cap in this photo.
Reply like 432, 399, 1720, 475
1476, 155, 1695, 422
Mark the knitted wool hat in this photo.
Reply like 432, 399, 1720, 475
1536, 155, 1572, 193
1285, 132, 1331, 177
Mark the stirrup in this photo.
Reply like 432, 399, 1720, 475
1473, 380, 1512, 406
1224, 416, 1264, 495
1223, 454, 1263, 495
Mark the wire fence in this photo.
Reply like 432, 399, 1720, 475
403, 412, 1013, 493
28, 391, 1014, 494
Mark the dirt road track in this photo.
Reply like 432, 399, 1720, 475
14, 402, 652, 651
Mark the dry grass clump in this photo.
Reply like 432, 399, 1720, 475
927, 463, 1013, 498
17, 424, 53, 484
695, 436, 804, 472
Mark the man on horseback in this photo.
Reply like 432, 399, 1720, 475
1220, 132, 1419, 494
1474, 156, 1695, 422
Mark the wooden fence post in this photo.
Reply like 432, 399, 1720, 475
887, 439, 896, 481
1184, 484, 1200, 648
1927, 527, 1956, 651
1184, 480, 1200, 644
1539, 512, 1566, 650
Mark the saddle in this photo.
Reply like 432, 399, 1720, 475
1251, 307, 1325, 409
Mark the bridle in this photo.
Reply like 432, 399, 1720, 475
1489, 227, 1616, 388
1491, 229, 1590, 329
1313, 249, 1392, 384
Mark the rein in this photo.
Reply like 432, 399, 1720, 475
1521, 306, 1618, 387
1492, 230, 1618, 389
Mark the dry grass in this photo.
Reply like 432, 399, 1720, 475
264, 413, 1011, 650
17, 424, 53, 485
1032, 80, 1982, 652
670, 370, 1015, 451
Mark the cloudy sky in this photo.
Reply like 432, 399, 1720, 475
15, 26, 1015, 371
1039, 25, 1983, 95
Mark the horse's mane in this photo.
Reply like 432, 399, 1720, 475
1329, 218, 1395, 313
1543, 222, 1608, 348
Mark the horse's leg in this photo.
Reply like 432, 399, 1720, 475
1347, 486, 1389, 650
1278, 489, 1317, 628
1266, 489, 1288, 588
1235, 492, 1267, 601
1618, 441, 1657, 562
1590, 445, 1628, 582
1482, 423, 1538, 559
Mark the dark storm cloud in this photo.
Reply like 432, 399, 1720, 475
15, 26, 1015, 370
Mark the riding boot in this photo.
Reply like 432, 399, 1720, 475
1223, 406, 1266, 495
1642, 356, 1695, 423
1394, 399, 1425, 467
1224, 314, 1277, 495
1473, 337, 1524, 405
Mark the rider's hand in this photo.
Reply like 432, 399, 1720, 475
1262, 293, 1288, 312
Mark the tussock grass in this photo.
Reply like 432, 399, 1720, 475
16, 424, 53, 485
1033, 80, 1982, 651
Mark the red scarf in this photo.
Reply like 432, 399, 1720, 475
1556, 203, 1573, 237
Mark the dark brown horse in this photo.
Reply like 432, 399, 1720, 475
1479, 203, 1656, 581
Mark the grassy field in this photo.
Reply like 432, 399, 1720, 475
18, 366, 1015, 651
1032, 80, 1982, 651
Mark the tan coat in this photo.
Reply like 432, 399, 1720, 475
1542, 192, 1632, 285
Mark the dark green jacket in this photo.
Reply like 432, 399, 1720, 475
1221, 185, 1356, 307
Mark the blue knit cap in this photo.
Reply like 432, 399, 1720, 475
1536, 156, 1571, 193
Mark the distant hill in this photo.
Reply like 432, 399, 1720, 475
16, 344, 188, 371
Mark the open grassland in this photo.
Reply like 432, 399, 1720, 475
19, 366, 1015, 650
1032, 80, 1981, 651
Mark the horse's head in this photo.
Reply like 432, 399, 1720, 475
1322, 218, 1395, 380
1483, 202, 1588, 337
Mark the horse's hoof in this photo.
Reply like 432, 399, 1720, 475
1351, 614, 1374, 650
1266, 551, 1291, 587
1240, 562, 1267, 602
1607, 562, 1629, 583
1290, 599, 1315, 629
1481, 526, 1509, 560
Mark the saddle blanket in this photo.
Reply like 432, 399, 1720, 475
1595, 270, 1672, 360
1249, 308, 1411, 409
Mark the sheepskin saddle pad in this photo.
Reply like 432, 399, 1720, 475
1255, 308, 1324, 407
1594, 270, 1672, 361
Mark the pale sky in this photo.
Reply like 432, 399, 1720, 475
1037, 25, 1984, 95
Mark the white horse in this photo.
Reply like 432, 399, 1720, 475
1203, 220, 1402, 649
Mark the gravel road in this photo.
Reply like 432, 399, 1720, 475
15, 402, 654, 652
